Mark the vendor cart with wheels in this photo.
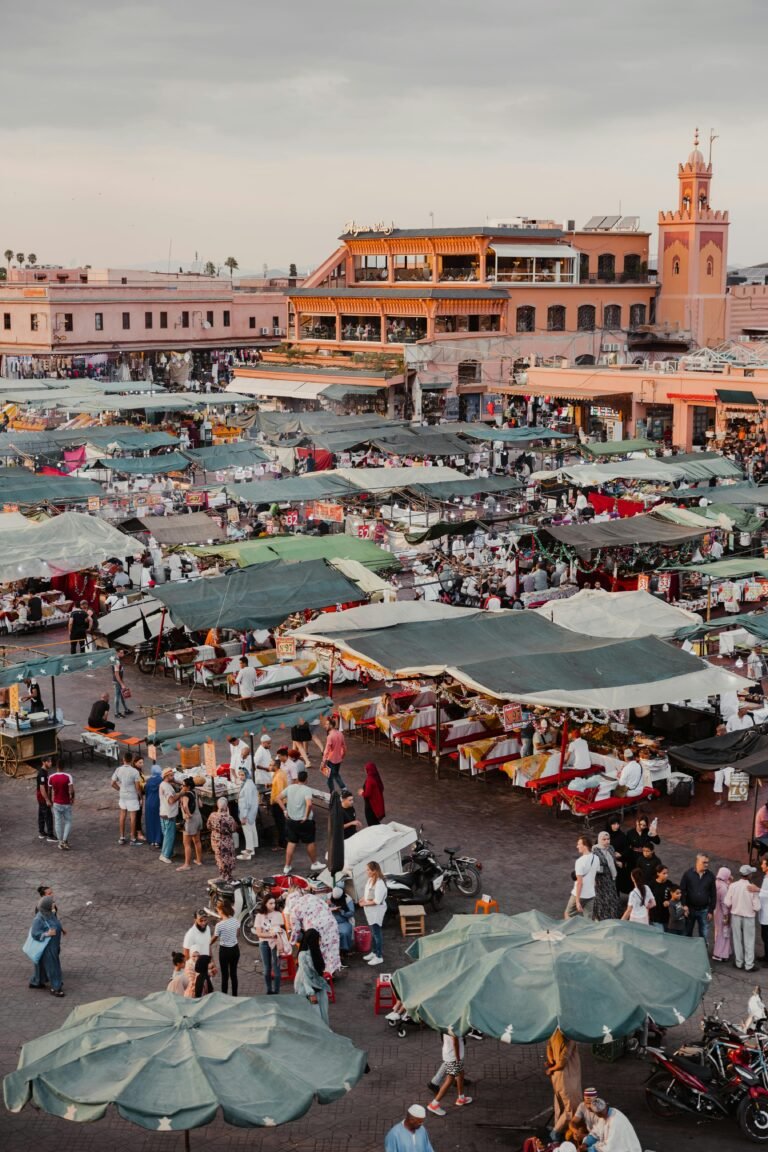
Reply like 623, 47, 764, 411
0, 719, 62, 777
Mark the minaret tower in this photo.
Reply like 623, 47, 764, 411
656, 129, 729, 347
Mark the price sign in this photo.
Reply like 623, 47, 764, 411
357, 522, 371, 539
637, 573, 650, 592
203, 739, 217, 776
728, 771, 750, 803
503, 702, 523, 729
282, 509, 299, 527
276, 636, 296, 661
8, 683, 20, 714
87, 496, 100, 511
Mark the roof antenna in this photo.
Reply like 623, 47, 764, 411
708, 129, 719, 166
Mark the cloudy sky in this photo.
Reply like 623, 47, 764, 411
2, 0, 765, 272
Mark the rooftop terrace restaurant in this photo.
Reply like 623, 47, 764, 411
487, 245, 580, 284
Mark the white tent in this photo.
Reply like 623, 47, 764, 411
317, 821, 417, 897
532, 588, 701, 639
0, 512, 142, 584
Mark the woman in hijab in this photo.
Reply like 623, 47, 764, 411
358, 762, 385, 827
592, 830, 622, 920
606, 816, 632, 895
713, 866, 733, 962
142, 763, 163, 848
294, 927, 330, 1025
206, 797, 238, 882
29, 896, 65, 996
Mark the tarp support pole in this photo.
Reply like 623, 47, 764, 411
328, 647, 336, 700
51, 676, 56, 723
557, 713, 570, 786
433, 682, 441, 781
153, 607, 167, 669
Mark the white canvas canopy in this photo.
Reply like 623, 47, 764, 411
293, 600, 477, 637
532, 589, 702, 639
0, 511, 142, 583
317, 821, 417, 897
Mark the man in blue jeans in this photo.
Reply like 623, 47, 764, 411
320, 716, 347, 795
158, 766, 179, 863
680, 852, 716, 941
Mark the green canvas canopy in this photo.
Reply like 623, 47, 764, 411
580, 438, 657, 457
193, 534, 398, 572
150, 558, 364, 631
182, 443, 269, 468
3, 992, 367, 1132
406, 476, 522, 500
92, 453, 190, 474
542, 512, 706, 553
0, 649, 115, 688
149, 696, 332, 752
460, 426, 575, 443
296, 603, 745, 707
667, 559, 768, 579
675, 612, 768, 642
674, 483, 768, 507
320, 383, 386, 400
232, 475, 358, 505
391, 911, 711, 1044
0, 475, 104, 505
99, 431, 179, 451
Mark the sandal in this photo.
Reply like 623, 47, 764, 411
51, 989, 65, 997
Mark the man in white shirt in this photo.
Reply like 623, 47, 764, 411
234, 657, 259, 711
592, 1098, 642, 1152
111, 752, 142, 846
564, 835, 601, 919
158, 766, 179, 863
252, 734, 274, 787
709, 538, 724, 561
183, 910, 212, 959
726, 707, 755, 733
756, 855, 768, 964
566, 729, 591, 772
226, 735, 252, 784
616, 750, 643, 798
504, 572, 518, 601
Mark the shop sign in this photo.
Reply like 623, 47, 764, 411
3, 503, 19, 513
87, 496, 100, 511
8, 683, 20, 714
203, 739, 217, 776
637, 573, 650, 591
503, 702, 523, 728
342, 219, 396, 236
276, 637, 297, 661
282, 509, 299, 527
728, 771, 750, 802
185, 490, 206, 508
311, 501, 344, 524
357, 522, 371, 539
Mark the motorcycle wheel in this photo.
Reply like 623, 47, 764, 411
240, 910, 260, 947
738, 1097, 768, 1143
453, 864, 481, 897
645, 1072, 683, 1119
136, 652, 156, 675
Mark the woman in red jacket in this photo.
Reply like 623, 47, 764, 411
358, 761, 385, 826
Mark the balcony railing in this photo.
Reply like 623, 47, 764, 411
353, 268, 388, 283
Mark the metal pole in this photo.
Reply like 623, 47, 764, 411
706, 577, 712, 623
433, 682, 441, 781
328, 646, 336, 701
51, 676, 56, 722
557, 713, 570, 786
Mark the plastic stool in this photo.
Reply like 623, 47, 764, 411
324, 971, 336, 1003
374, 974, 396, 1015
474, 898, 499, 915
279, 953, 296, 980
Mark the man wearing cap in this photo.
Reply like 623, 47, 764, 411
158, 767, 179, 863
384, 1105, 435, 1152
568, 1087, 601, 1146
725, 864, 761, 972
252, 734, 274, 786
589, 1097, 641, 1152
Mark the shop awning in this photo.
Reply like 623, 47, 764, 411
320, 384, 385, 400
666, 559, 768, 579
674, 483, 768, 507
293, 603, 747, 708
552, 455, 742, 485
128, 512, 228, 547
0, 649, 116, 689
228, 377, 330, 401
543, 513, 706, 552
370, 431, 472, 457
92, 453, 190, 474
149, 558, 364, 631
489, 244, 579, 260
231, 474, 359, 505
333, 466, 466, 492
716, 389, 759, 407
418, 379, 452, 392
406, 475, 523, 500
506, 383, 632, 403
148, 697, 333, 753
0, 474, 105, 506
0, 511, 142, 582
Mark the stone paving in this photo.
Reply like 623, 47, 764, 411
0, 627, 765, 1151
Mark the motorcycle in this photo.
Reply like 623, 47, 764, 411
206, 871, 332, 946
645, 1044, 768, 1142
385, 828, 483, 909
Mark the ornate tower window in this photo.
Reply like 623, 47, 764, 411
672, 258, 681, 275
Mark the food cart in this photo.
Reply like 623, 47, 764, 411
0, 714, 62, 777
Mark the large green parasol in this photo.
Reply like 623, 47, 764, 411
392, 910, 711, 1043
4, 992, 367, 1135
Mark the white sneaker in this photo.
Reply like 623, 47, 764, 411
282, 865, 292, 874
385, 1010, 402, 1022
236, 852, 253, 860
367, 956, 384, 966
310, 862, 323, 872
362, 952, 376, 961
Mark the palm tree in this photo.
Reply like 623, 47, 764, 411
224, 256, 239, 282
27, 253, 37, 267
15, 253, 24, 267
203, 260, 217, 277
4, 249, 14, 270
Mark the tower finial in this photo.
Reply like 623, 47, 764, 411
693, 127, 699, 148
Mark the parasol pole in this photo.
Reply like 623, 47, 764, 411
328, 645, 336, 701
184, 1130, 190, 1152
706, 576, 712, 623
51, 675, 56, 723
154, 607, 167, 668
557, 712, 570, 786
433, 680, 442, 782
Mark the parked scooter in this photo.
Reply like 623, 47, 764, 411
385, 827, 482, 909
645, 1043, 768, 1141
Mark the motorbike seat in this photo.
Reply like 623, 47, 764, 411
385, 872, 416, 887
672, 1055, 715, 1082
444, 846, 460, 855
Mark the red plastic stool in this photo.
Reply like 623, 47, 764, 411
374, 974, 395, 1015
279, 954, 296, 981
324, 971, 336, 1003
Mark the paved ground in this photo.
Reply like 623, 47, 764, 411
0, 627, 765, 1152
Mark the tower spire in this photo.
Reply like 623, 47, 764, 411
693, 126, 699, 149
